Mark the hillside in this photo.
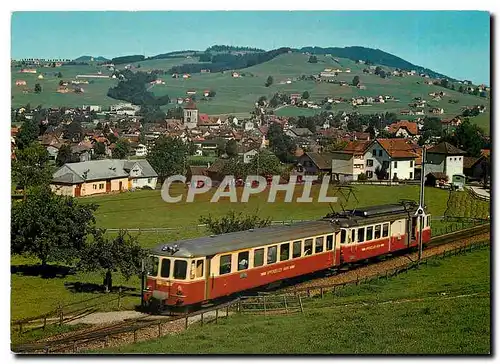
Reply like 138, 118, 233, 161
73, 55, 109, 62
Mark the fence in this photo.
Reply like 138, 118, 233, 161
238, 294, 304, 314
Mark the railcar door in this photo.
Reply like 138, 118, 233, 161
410, 217, 418, 246
204, 256, 213, 300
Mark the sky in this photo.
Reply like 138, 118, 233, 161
11, 11, 490, 85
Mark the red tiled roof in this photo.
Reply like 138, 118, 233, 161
376, 138, 420, 158
199, 114, 209, 122
184, 101, 197, 110
387, 120, 419, 135
343, 140, 371, 153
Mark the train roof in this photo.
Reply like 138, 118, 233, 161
150, 203, 418, 259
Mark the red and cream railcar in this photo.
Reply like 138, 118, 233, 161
143, 203, 431, 309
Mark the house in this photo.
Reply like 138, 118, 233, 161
232, 72, 240, 78
297, 152, 334, 175
290, 94, 301, 105
186, 90, 197, 95
51, 159, 158, 197
203, 90, 210, 97
286, 128, 314, 138
430, 107, 444, 115
364, 139, 420, 180
331, 140, 372, 180
135, 143, 148, 157
238, 146, 259, 164
182, 74, 191, 79
425, 142, 466, 183
15, 80, 27, 86
387, 120, 419, 138
70, 145, 92, 162
186, 166, 208, 183
463, 156, 490, 181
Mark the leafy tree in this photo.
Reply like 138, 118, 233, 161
308, 55, 318, 63
458, 85, 464, 93
302, 91, 310, 100
451, 84, 455, 90
112, 138, 130, 159
375, 166, 389, 180
208, 90, 216, 97
55, 144, 75, 166
267, 122, 296, 163
16, 118, 40, 149
34, 83, 42, 93
257, 96, 268, 107
357, 172, 368, 181
93, 141, 106, 157
352, 76, 360, 86
265, 76, 273, 87
139, 105, 166, 123
297, 115, 316, 133
379, 70, 387, 79
247, 150, 282, 176
78, 229, 147, 292
147, 136, 188, 183
374, 66, 382, 75
440, 79, 449, 89
56, 72, 63, 78
11, 186, 98, 267
419, 116, 443, 145
107, 132, 118, 144
12, 142, 52, 196
441, 120, 485, 157
199, 210, 271, 235
225, 139, 238, 157
198, 53, 212, 62
63, 121, 84, 142
166, 106, 183, 119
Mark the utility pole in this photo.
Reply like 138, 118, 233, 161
417, 147, 426, 260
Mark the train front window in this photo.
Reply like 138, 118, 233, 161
160, 258, 170, 278
147, 256, 159, 277
173, 260, 187, 280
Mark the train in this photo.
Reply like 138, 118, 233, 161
142, 202, 431, 311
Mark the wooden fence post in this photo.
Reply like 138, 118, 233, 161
133, 329, 137, 343
215, 309, 218, 324
226, 305, 229, 317
59, 304, 63, 326
263, 296, 267, 315
158, 322, 162, 337
201, 313, 204, 326
185, 316, 188, 329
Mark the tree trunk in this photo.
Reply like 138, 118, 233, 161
104, 270, 113, 293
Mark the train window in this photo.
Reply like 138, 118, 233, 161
351, 229, 356, 243
254, 248, 264, 267
382, 223, 389, 237
304, 239, 313, 256
238, 251, 249, 271
358, 228, 365, 243
267, 246, 277, 264
173, 260, 187, 280
160, 258, 171, 278
315, 237, 324, 253
196, 259, 204, 278
326, 235, 333, 250
292, 241, 302, 258
366, 226, 373, 241
280, 243, 290, 261
340, 230, 346, 244
147, 256, 159, 277
219, 254, 232, 275
374, 225, 381, 239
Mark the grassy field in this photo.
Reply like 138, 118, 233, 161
469, 112, 491, 135
99, 246, 491, 354
11, 184, 456, 320
12, 54, 490, 121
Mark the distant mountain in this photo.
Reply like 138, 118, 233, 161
73, 55, 110, 62
296, 46, 454, 80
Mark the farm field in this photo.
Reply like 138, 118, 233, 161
12, 54, 490, 121
11, 184, 455, 320
469, 112, 491, 135
100, 246, 491, 354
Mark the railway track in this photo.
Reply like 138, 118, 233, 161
12, 223, 490, 354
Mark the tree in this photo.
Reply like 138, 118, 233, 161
440, 79, 449, 89
265, 76, 273, 87
419, 116, 443, 145
257, 96, 267, 106
267, 122, 296, 163
352, 76, 360, 86
78, 229, 147, 292
225, 139, 238, 157
34, 83, 42, 93
107, 132, 118, 144
166, 107, 183, 120
199, 210, 271, 235
208, 90, 216, 98
112, 138, 130, 159
12, 142, 52, 196
55, 144, 75, 166
16, 118, 40, 149
247, 150, 283, 177
458, 85, 464, 93
198, 53, 212, 62
56, 72, 63, 78
374, 66, 382, 75
139, 105, 166, 123
302, 91, 310, 100
93, 141, 106, 157
147, 136, 188, 183
308, 55, 318, 63
443, 120, 485, 157
11, 186, 98, 267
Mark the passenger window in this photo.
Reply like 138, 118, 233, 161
358, 228, 365, 243
351, 229, 356, 243
292, 241, 302, 258
374, 225, 381, 239
326, 235, 333, 250
148, 256, 159, 277
196, 259, 204, 278
267, 245, 277, 264
366, 226, 373, 240
315, 237, 324, 253
160, 258, 170, 278
254, 248, 264, 267
280, 243, 290, 261
173, 260, 187, 280
219, 254, 232, 275
383, 223, 389, 237
304, 239, 313, 256
340, 230, 346, 244
238, 251, 249, 271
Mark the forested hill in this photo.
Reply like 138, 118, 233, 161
297, 46, 453, 80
